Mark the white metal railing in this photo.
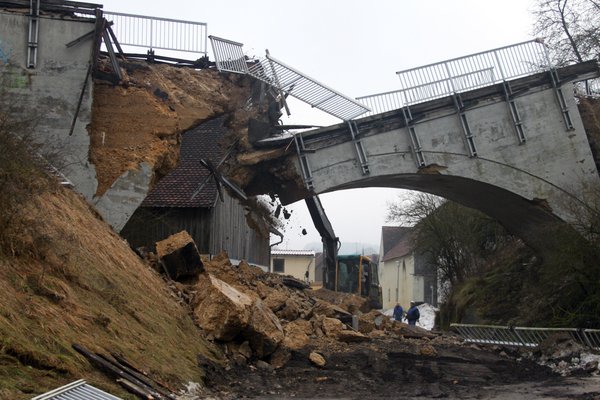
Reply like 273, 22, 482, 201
358, 40, 551, 116
451, 323, 600, 350
209, 36, 370, 121
208, 35, 248, 73
103, 11, 208, 55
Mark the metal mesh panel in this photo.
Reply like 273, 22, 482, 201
451, 324, 599, 350
31, 379, 122, 400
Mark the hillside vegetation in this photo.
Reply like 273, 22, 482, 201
0, 125, 221, 398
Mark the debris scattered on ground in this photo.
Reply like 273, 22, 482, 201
519, 333, 600, 376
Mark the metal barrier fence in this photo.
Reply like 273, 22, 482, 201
209, 36, 370, 121
103, 11, 208, 55
451, 323, 600, 350
358, 40, 551, 116
208, 35, 248, 74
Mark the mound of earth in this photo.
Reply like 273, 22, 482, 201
0, 186, 220, 399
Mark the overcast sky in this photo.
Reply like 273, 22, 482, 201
100, 0, 537, 251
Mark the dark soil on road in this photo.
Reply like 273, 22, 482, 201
201, 337, 559, 399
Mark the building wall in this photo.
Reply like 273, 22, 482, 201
270, 255, 315, 282
380, 254, 416, 310
210, 193, 270, 267
0, 10, 97, 199
120, 192, 270, 267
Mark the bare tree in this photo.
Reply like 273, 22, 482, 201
386, 193, 510, 294
533, 0, 600, 66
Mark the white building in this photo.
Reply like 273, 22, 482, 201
270, 249, 316, 283
378, 226, 437, 310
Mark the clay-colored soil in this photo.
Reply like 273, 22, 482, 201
89, 60, 255, 196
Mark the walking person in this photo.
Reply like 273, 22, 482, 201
406, 301, 420, 326
393, 303, 404, 322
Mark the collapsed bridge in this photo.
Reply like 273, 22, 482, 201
211, 37, 600, 249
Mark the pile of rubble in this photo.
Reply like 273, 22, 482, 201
154, 231, 436, 373
519, 333, 600, 376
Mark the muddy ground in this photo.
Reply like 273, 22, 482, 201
197, 338, 600, 399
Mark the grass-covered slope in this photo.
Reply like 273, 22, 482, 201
0, 157, 218, 398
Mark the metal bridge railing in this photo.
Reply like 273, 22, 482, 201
451, 323, 600, 350
358, 40, 551, 116
103, 11, 208, 55
209, 36, 370, 121
208, 35, 248, 74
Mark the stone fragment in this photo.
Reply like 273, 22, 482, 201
239, 341, 252, 359
337, 330, 370, 343
309, 351, 326, 367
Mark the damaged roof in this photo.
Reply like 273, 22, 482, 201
142, 115, 228, 208
381, 226, 414, 262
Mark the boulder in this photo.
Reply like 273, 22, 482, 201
193, 274, 252, 341
278, 297, 301, 321
263, 290, 288, 313
282, 320, 312, 350
246, 299, 284, 358
321, 317, 345, 338
155, 231, 204, 281
269, 347, 291, 369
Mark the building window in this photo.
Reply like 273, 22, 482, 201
273, 258, 285, 273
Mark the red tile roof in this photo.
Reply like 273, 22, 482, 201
381, 226, 414, 262
142, 116, 229, 208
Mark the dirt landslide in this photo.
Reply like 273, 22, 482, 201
89, 60, 259, 196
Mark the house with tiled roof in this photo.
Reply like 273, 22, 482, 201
270, 249, 316, 283
378, 226, 437, 310
120, 116, 270, 267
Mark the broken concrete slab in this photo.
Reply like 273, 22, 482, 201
156, 231, 204, 281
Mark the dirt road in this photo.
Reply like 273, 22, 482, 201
195, 336, 600, 399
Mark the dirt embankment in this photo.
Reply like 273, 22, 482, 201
0, 186, 220, 399
89, 61, 257, 196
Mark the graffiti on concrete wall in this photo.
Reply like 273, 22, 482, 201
0, 39, 12, 64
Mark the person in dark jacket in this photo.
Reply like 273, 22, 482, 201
393, 303, 404, 321
406, 301, 420, 326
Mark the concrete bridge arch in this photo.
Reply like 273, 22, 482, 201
271, 62, 600, 247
